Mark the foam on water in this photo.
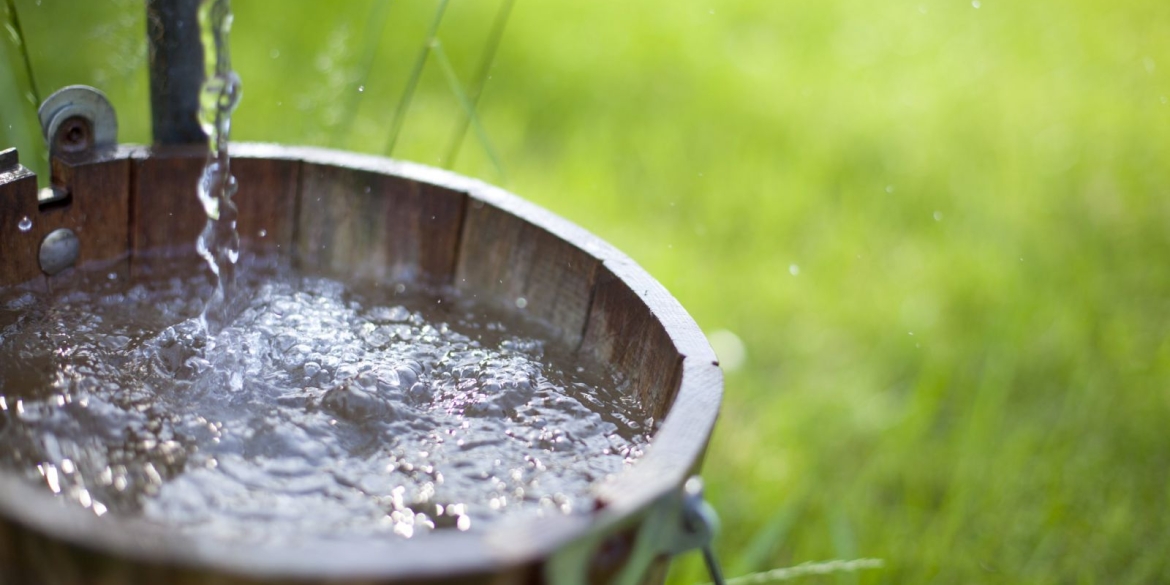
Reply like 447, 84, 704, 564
0, 260, 650, 543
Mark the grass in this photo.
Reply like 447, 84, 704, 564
3, 0, 1170, 582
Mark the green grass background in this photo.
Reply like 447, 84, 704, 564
3, 1, 1170, 582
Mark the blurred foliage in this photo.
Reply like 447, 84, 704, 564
3, 0, 1170, 583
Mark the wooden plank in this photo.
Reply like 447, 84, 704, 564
232, 156, 300, 255
131, 147, 300, 272
0, 162, 44, 287
455, 200, 600, 348
579, 267, 683, 421
48, 153, 133, 283
295, 163, 465, 285
129, 146, 206, 272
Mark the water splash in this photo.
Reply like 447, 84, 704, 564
0, 261, 651, 542
195, 0, 243, 332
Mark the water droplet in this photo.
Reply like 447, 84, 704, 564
885, 185, 895, 194
933, 211, 943, 221
270, 48, 280, 59
515, 297, 528, 309
918, 4, 928, 14
971, 0, 980, 8
107, 272, 117, 281
17, 216, 32, 232
358, 85, 365, 93
258, 229, 267, 238
788, 264, 800, 276
708, 329, 746, 372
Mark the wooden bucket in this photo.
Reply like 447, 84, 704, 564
0, 141, 722, 584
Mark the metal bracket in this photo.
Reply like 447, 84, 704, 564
545, 476, 726, 585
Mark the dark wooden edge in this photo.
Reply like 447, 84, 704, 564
0, 143, 723, 583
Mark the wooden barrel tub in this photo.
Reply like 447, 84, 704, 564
0, 141, 722, 584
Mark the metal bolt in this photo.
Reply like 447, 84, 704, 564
53, 116, 93, 154
39, 228, 80, 276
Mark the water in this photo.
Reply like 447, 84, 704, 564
195, 0, 243, 331
0, 258, 650, 543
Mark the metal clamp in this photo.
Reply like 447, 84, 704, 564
677, 477, 727, 585
545, 475, 726, 585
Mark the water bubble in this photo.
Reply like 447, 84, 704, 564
270, 48, 280, 59
358, 85, 365, 93
933, 211, 943, 221
258, 229, 267, 238
885, 185, 895, 194
788, 264, 800, 276
515, 297, 528, 309
971, 0, 980, 7
17, 216, 32, 232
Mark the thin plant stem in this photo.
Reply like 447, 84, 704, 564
442, 0, 514, 168
333, 0, 393, 148
431, 39, 506, 183
4, 0, 41, 108
709, 558, 885, 585
384, 0, 448, 156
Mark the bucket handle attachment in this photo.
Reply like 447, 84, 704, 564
37, 85, 118, 207
545, 476, 726, 585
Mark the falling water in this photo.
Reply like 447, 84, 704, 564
194, 0, 242, 331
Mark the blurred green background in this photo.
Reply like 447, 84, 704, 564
4, 0, 1170, 582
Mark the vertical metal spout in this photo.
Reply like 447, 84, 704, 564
146, 0, 207, 146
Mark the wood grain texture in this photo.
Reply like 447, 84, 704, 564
295, 162, 464, 285
455, 200, 599, 348
48, 151, 133, 283
579, 267, 683, 422
129, 145, 205, 271
130, 146, 300, 272
0, 161, 45, 286
233, 156, 300, 254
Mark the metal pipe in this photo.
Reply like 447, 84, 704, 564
146, 0, 206, 146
